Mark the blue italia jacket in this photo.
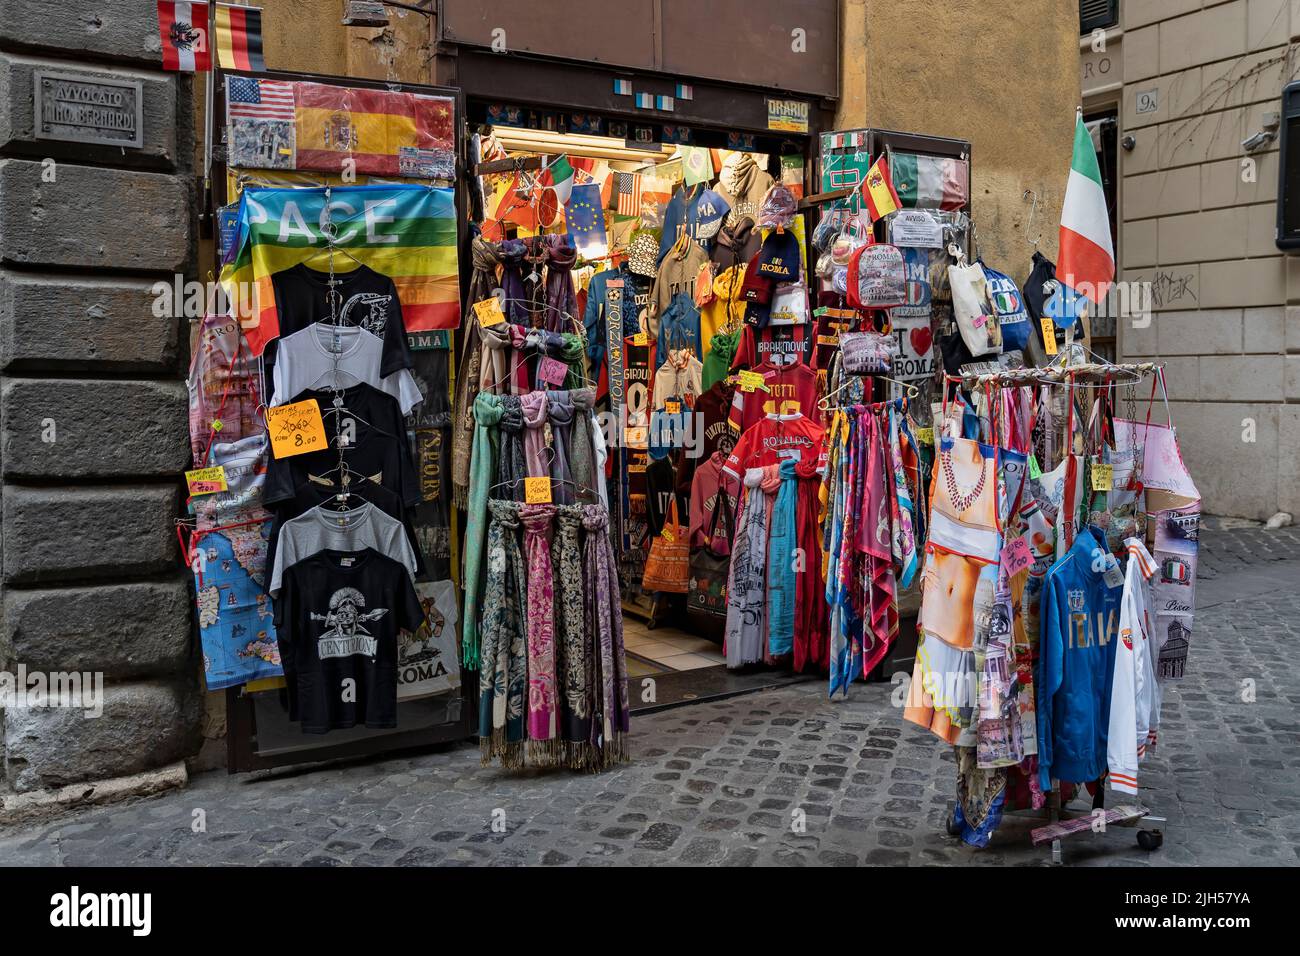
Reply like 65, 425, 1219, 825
1037, 526, 1123, 791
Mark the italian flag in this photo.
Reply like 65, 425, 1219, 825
539, 155, 575, 205
892, 152, 967, 210
1057, 114, 1114, 304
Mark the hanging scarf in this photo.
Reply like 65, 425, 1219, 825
479, 320, 518, 396
793, 454, 827, 673
497, 396, 528, 500
554, 504, 591, 765
497, 239, 529, 325
569, 387, 597, 496
860, 412, 898, 676
520, 503, 559, 762
888, 404, 919, 588
452, 238, 501, 508
559, 332, 588, 389
462, 393, 503, 668
582, 505, 630, 766
523, 236, 548, 325
520, 391, 550, 478
838, 410, 865, 681
544, 234, 578, 333
766, 458, 798, 658
725, 466, 772, 667
479, 500, 528, 767
546, 390, 576, 504
826, 412, 856, 696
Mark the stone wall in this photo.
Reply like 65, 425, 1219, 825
1114, 0, 1300, 520
0, 0, 201, 793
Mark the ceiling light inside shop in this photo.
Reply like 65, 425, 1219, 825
488, 126, 677, 165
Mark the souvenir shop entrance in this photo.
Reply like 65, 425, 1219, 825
447, 47, 833, 683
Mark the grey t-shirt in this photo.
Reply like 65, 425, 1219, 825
270, 323, 424, 415
270, 501, 417, 596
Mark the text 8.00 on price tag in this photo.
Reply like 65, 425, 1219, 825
266, 399, 328, 459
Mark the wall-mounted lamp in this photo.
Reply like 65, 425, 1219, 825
1121, 135, 1135, 151
342, 1, 391, 27
1243, 112, 1280, 153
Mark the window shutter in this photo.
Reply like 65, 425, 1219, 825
1080, 0, 1119, 34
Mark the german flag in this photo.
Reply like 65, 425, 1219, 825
295, 82, 455, 177
215, 4, 265, 71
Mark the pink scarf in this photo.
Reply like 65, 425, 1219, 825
521, 391, 550, 478
520, 503, 558, 759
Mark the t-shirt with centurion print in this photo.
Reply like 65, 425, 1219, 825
274, 548, 425, 734
261, 262, 414, 376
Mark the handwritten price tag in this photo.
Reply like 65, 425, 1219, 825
185, 466, 228, 496
665, 399, 682, 415
266, 399, 328, 460
473, 297, 506, 328
1001, 536, 1034, 578
631, 332, 648, 347
914, 427, 934, 445
1041, 317, 1057, 356
524, 476, 553, 504
738, 370, 769, 393
1091, 462, 1114, 491
537, 356, 569, 386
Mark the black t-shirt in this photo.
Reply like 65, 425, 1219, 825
274, 548, 425, 734
264, 419, 421, 508
267, 263, 414, 379
266, 479, 426, 580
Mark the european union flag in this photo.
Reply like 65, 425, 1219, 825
1044, 279, 1089, 330
564, 182, 607, 259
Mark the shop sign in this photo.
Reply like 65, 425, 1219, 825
889, 210, 944, 248
34, 71, 143, 148
767, 98, 809, 133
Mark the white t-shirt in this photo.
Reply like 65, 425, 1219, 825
271, 323, 423, 415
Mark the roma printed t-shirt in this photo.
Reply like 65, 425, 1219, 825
728, 360, 819, 433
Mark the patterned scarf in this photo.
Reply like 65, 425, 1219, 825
766, 458, 798, 658
452, 237, 501, 508
793, 454, 827, 673
497, 396, 527, 501
554, 504, 591, 764
860, 412, 898, 676
545, 390, 576, 504
479, 500, 528, 767
461, 392, 503, 668
582, 505, 630, 767
725, 467, 770, 667
478, 319, 519, 396
520, 391, 549, 478
559, 333, 589, 389
887, 404, 919, 588
544, 234, 578, 333
497, 239, 529, 325
569, 387, 597, 496
520, 503, 559, 762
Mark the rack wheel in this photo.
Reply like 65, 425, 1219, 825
1136, 828, 1163, 851
945, 806, 962, 836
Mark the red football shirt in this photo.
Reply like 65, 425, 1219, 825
728, 360, 820, 433
722, 413, 826, 481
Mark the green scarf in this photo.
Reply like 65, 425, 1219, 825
702, 328, 741, 392
462, 392, 503, 668
559, 332, 589, 390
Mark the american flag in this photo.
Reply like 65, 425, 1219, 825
226, 76, 295, 121
614, 171, 642, 216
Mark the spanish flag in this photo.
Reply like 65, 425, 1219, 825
214, 3, 265, 72
861, 155, 902, 222
295, 82, 455, 177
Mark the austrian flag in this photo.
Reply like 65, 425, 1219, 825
1057, 114, 1115, 305
158, 1, 212, 72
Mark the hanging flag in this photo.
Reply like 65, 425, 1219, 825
1055, 112, 1115, 308
157, 1, 211, 72
892, 152, 968, 210
226, 76, 294, 120
861, 155, 901, 222
294, 81, 456, 177
215, 3, 266, 72
564, 182, 608, 258
614, 171, 643, 216
538, 154, 575, 205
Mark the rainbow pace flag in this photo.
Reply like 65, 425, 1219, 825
221, 183, 461, 349
1055, 113, 1115, 308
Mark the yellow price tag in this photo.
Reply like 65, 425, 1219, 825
185, 466, 228, 496
1091, 463, 1114, 492
914, 427, 934, 445
661, 526, 676, 542
665, 400, 682, 415
738, 370, 769, 393
266, 399, 328, 460
473, 297, 506, 328
524, 476, 553, 504
1041, 317, 1058, 356
631, 332, 649, 347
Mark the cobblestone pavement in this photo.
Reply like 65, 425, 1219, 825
2, 525, 1298, 866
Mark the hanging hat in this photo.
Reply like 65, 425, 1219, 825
627, 231, 659, 276
695, 188, 731, 240
754, 228, 800, 283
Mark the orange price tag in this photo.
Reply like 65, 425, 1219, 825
524, 476, 553, 504
185, 466, 228, 496
631, 332, 649, 347
665, 400, 682, 415
1041, 318, 1058, 356
266, 399, 328, 459
474, 297, 506, 328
